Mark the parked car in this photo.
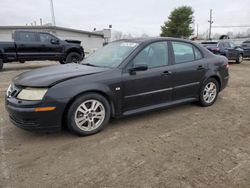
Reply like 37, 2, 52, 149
0, 30, 85, 71
201, 41, 244, 64
5, 38, 229, 136
241, 40, 250, 58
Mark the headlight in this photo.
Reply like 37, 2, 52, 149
6, 84, 12, 97
17, 88, 48, 101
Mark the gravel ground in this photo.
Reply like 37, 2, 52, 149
1, 60, 250, 188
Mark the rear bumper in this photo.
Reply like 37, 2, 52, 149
220, 75, 229, 91
5, 97, 68, 132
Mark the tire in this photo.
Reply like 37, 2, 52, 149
236, 54, 243, 64
199, 78, 219, 107
65, 52, 82, 64
67, 93, 111, 136
59, 59, 66, 64
0, 58, 3, 71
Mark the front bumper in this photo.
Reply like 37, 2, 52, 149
5, 96, 68, 132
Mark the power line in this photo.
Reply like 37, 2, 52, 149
212, 25, 250, 28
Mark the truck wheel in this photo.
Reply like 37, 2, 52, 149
65, 52, 82, 64
0, 58, 3, 71
59, 59, 66, 64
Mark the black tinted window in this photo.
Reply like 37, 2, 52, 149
172, 42, 195, 63
133, 41, 168, 68
18, 32, 38, 42
40, 33, 54, 43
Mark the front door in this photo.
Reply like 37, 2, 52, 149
122, 41, 173, 113
38, 33, 63, 60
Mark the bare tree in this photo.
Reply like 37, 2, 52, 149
112, 31, 123, 41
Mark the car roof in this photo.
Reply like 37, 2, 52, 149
113, 37, 193, 44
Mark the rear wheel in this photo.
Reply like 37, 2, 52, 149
59, 59, 66, 64
65, 52, 82, 64
67, 93, 111, 136
199, 78, 219, 107
0, 58, 3, 71
236, 54, 243, 64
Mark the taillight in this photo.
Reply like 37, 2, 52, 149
213, 48, 220, 52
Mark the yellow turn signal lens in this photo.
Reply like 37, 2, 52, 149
35, 107, 56, 112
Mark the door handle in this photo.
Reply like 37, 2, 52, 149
161, 70, 172, 76
197, 65, 205, 70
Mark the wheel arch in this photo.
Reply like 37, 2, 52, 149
62, 89, 115, 128
203, 74, 222, 92
65, 48, 82, 57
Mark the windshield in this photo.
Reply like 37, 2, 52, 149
82, 41, 139, 68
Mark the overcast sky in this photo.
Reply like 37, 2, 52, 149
0, 0, 249, 36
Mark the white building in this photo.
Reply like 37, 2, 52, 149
0, 26, 111, 55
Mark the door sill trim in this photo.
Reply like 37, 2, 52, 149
123, 98, 197, 116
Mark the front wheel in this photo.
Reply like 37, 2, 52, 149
65, 52, 82, 64
236, 54, 243, 64
67, 93, 111, 136
199, 78, 219, 107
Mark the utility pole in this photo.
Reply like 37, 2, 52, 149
50, 0, 56, 26
197, 24, 199, 38
208, 9, 213, 40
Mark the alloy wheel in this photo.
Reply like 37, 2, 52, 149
74, 99, 106, 132
203, 82, 217, 104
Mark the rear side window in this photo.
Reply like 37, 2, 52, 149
17, 32, 38, 42
194, 47, 202, 60
172, 42, 203, 64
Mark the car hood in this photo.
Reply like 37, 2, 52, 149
13, 63, 110, 87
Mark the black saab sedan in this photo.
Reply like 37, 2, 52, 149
5, 38, 229, 136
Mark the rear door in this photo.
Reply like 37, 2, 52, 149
170, 41, 208, 100
122, 41, 173, 113
15, 31, 41, 60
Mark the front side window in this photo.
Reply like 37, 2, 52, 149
132, 41, 168, 68
40, 33, 55, 43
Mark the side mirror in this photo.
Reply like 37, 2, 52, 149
50, 39, 59, 45
129, 64, 148, 74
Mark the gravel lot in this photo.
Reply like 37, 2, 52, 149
1, 60, 250, 188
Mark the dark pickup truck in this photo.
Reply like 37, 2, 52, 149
0, 30, 85, 70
